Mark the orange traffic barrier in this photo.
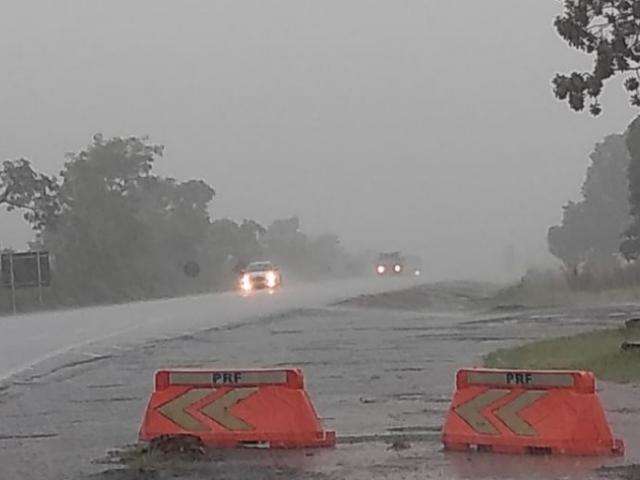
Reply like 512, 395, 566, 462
139, 368, 335, 448
442, 368, 624, 456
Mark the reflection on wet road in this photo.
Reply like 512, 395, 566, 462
0, 282, 638, 479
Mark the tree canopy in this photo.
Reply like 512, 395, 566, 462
0, 159, 59, 230
548, 133, 631, 268
620, 116, 640, 258
553, 0, 640, 115
36, 134, 218, 300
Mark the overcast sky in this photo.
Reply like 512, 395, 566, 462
0, 1, 636, 279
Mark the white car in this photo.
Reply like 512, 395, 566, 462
238, 261, 282, 292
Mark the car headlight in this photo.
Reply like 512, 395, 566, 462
241, 274, 252, 291
266, 271, 277, 287
376, 265, 385, 274
394, 264, 402, 273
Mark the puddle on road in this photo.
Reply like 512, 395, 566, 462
444, 450, 622, 480
90, 439, 629, 480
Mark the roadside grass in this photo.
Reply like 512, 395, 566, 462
484, 327, 640, 383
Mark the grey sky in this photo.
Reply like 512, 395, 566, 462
0, 1, 636, 279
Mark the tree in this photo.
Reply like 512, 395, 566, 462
548, 134, 631, 269
264, 216, 302, 241
553, 1, 640, 115
0, 159, 59, 230
42, 134, 217, 301
549, 201, 589, 273
209, 218, 266, 269
263, 217, 308, 270
621, 116, 640, 258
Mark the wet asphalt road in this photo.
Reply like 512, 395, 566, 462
0, 282, 638, 480
0, 277, 416, 382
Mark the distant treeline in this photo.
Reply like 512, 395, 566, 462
0, 134, 366, 313
547, 116, 640, 290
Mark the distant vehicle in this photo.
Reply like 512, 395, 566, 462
404, 254, 423, 277
375, 252, 405, 275
238, 261, 282, 292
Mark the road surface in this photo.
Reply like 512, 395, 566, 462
0, 281, 638, 479
0, 276, 416, 382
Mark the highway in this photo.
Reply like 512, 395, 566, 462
0, 277, 416, 383
0, 280, 638, 480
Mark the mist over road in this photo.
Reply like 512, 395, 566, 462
0, 277, 416, 382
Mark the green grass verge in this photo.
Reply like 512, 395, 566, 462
484, 327, 640, 383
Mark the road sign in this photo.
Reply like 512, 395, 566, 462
157, 387, 257, 432
466, 370, 575, 388
166, 370, 289, 387
200, 388, 257, 431
454, 389, 510, 435
1, 251, 50, 313
183, 261, 200, 278
454, 389, 546, 436
1, 251, 50, 288
494, 390, 547, 436
140, 368, 335, 448
442, 368, 624, 456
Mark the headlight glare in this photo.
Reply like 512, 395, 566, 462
241, 274, 252, 291
266, 271, 277, 287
